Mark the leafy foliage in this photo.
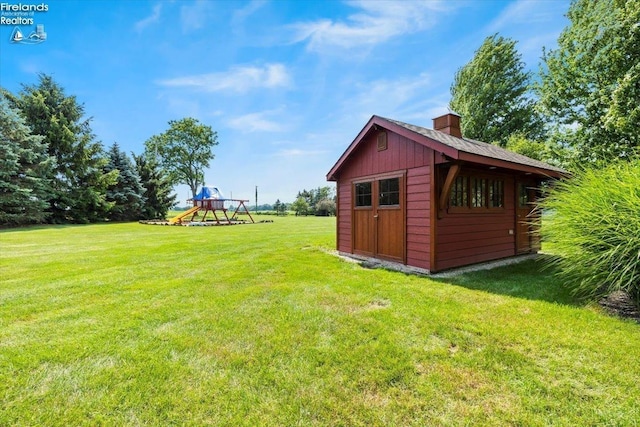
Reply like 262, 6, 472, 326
540, 158, 640, 301
133, 152, 176, 220
450, 34, 542, 147
145, 118, 218, 198
503, 133, 570, 166
291, 196, 310, 216
505, 134, 547, 162
8, 74, 116, 223
538, 0, 640, 164
105, 143, 145, 221
296, 186, 336, 216
0, 93, 53, 225
315, 197, 336, 216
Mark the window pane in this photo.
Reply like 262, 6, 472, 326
449, 176, 468, 207
471, 178, 486, 208
489, 180, 504, 208
379, 178, 399, 205
518, 183, 529, 207
355, 182, 372, 207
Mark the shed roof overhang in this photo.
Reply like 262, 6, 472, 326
327, 115, 566, 181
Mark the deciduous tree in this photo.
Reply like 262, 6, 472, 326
296, 186, 335, 215
450, 34, 542, 147
538, 0, 640, 163
291, 196, 310, 216
145, 118, 218, 198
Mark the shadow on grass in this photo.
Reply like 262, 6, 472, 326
431, 255, 582, 307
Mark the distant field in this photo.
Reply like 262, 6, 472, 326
1, 217, 638, 426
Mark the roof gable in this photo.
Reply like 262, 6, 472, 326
327, 115, 566, 181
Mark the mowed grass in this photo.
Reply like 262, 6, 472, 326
1, 218, 639, 426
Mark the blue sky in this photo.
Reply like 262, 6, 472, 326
1, 0, 569, 205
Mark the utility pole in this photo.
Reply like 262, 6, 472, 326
255, 186, 258, 212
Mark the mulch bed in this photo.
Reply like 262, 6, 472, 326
599, 291, 640, 323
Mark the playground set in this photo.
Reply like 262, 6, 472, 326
146, 186, 254, 226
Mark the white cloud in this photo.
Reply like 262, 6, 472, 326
487, 0, 560, 33
346, 72, 433, 120
232, 0, 268, 24
227, 111, 285, 133
157, 63, 292, 93
180, 0, 214, 33
134, 3, 162, 32
290, 0, 448, 50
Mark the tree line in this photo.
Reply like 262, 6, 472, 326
249, 187, 336, 216
291, 187, 335, 216
449, 0, 638, 167
1, 74, 218, 226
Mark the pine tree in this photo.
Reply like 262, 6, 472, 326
9, 74, 116, 223
133, 152, 176, 220
105, 143, 145, 221
0, 92, 54, 226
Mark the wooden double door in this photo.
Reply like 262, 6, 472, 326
352, 175, 405, 262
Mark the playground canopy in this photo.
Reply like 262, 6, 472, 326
193, 187, 224, 200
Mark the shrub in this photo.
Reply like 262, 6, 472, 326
539, 158, 640, 301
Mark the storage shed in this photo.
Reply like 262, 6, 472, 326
326, 113, 566, 273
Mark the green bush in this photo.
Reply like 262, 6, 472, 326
540, 158, 640, 301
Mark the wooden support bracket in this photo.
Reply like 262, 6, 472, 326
438, 163, 461, 218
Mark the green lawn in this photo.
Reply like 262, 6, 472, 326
1, 218, 638, 426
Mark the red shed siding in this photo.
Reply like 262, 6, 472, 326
338, 131, 432, 179
406, 165, 431, 270
336, 181, 351, 253
435, 176, 516, 271
334, 130, 434, 269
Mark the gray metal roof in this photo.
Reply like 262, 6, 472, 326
381, 116, 567, 174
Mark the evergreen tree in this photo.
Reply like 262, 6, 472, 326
273, 199, 282, 215
133, 152, 176, 220
539, 0, 640, 164
450, 34, 542, 146
0, 92, 54, 226
9, 74, 116, 223
105, 143, 145, 221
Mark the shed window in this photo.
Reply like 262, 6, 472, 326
379, 178, 400, 206
518, 183, 530, 207
471, 178, 486, 208
450, 176, 468, 207
449, 175, 504, 210
355, 182, 372, 207
489, 180, 504, 208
